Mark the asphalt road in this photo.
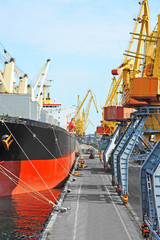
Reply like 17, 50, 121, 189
45, 156, 143, 240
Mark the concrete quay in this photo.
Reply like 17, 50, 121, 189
41, 155, 143, 240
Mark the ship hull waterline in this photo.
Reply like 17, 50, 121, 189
0, 117, 76, 197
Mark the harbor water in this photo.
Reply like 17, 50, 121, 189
0, 189, 62, 240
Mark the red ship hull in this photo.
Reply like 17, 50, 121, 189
0, 117, 76, 197
0, 152, 75, 197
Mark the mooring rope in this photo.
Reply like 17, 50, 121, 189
24, 124, 73, 177
3, 122, 57, 204
0, 166, 52, 205
52, 127, 71, 171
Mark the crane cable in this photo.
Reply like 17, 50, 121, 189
3, 121, 57, 205
0, 42, 25, 75
24, 124, 73, 177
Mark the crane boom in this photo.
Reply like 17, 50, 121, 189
73, 89, 91, 120
97, 1, 150, 135
33, 59, 51, 104
4, 50, 21, 78
69, 89, 98, 135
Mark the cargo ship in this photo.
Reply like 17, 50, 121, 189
0, 54, 76, 197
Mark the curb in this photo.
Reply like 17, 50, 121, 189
39, 156, 80, 240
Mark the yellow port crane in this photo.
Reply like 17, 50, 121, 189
123, 0, 150, 106
97, 0, 150, 136
69, 89, 98, 136
96, 76, 121, 135
83, 92, 98, 135
96, 58, 134, 136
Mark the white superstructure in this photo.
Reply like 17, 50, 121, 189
43, 103, 76, 130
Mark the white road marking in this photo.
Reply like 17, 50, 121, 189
102, 174, 133, 240
73, 182, 82, 240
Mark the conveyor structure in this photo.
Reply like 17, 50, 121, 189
101, 0, 160, 238
116, 115, 147, 204
135, 134, 153, 153
111, 117, 139, 187
110, 107, 160, 205
140, 140, 160, 239
103, 125, 121, 170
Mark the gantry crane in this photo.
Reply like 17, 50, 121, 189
83, 92, 98, 135
69, 89, 98, 136
96, 0, 151, 136
122, 0, 150, 106
110, 0, 151, 194
96, 76, 121, 135
97, 0, 160, 238
97, 58, 135, 136
110, 2, 160, 235
121, 0, 160, 142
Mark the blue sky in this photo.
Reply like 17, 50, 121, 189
0, 0, 160, 133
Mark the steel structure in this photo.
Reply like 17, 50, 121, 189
69, 89, 98, 136
111, 106, 160, 204
97, 0, 151, 136
140, 140, 160, 239
103, 125, 121, 170
116, 115, 147, 204
111, 117, 139, 186
102, 1, 160, 238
